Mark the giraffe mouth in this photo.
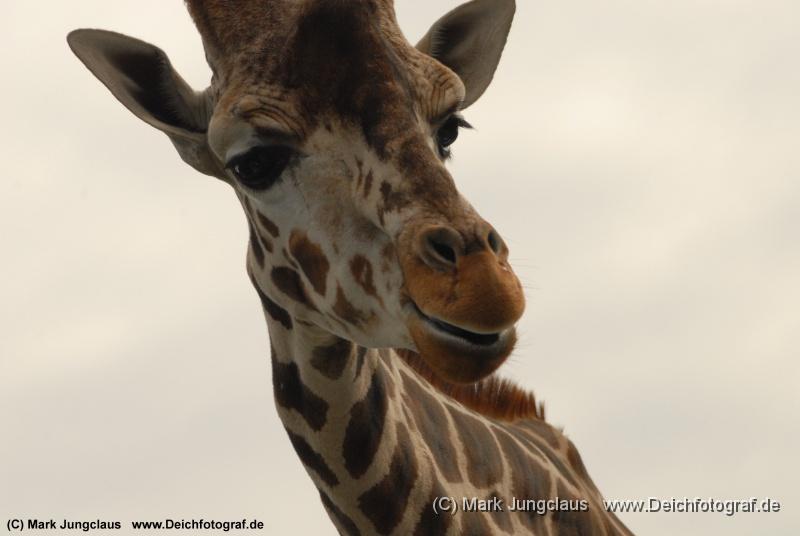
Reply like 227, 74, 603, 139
404, 301, 517, 383
408, 302, 506, 348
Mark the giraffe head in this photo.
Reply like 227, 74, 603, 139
68, 0, 523, 383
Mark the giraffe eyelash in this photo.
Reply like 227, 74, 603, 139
437, 115, 472, 160
453, 115, 473, 130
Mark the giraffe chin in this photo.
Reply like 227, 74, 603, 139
406, 306, 517, 384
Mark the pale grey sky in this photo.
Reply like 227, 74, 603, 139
1, 1, 798, 535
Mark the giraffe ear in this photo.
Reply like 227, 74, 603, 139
417, 0, 515, 109
67, 29, 219, 177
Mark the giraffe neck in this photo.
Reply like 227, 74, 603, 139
259, 292, 632, 535
264, 308, 420, 534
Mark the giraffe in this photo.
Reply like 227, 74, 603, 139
68, 1, 633, 534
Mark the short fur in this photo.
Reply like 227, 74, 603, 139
69, 1, 634, 533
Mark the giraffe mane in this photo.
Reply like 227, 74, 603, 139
396, 349, 545, 422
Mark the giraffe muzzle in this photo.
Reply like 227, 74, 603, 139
400, 224, 526, 384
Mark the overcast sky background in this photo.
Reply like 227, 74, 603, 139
1, 1, 798, 534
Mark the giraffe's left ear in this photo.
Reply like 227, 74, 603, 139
67, 29, 219, 177
417, 0, 515, 109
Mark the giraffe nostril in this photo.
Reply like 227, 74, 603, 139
431, 239, 456, 265
487, 229, 502, 255
419, 226, 464, 270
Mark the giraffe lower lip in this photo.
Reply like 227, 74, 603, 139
410, 304, 503, 347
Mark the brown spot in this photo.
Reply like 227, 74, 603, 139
271, 352, 328, 431
285, 428, 339, 487
310, 339, 353, 380
319, 490, 360, 536
271, 266, 318, 311
380, 242, 396, 274
333, 285, 370, 326
358, 423, 418, 534
486, 490, 514, 534
248, 222, 265, 267
363, 170, 374, 197
460, 514, 491, 536
377, 181, 409, 224
289, 230, 330, 295
552, 481, 602, 535
380, 181, 393, 206
413, 483, 452, 536
519, 418, 562, 449
350, 255, 382, 305
343, 372, 387, 478
256, 210, 280, 237
503, 424, 580, 489
447, 406, 503, 488
566, 439, 595, 482
495, 429, 550, 533
401, 372, 462, 483
248, 273, 292, 330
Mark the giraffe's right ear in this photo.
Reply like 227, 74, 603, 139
67, 29, 220, 177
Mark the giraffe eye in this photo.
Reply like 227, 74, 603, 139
227, 145, 294, 190
436, 115, 471, 159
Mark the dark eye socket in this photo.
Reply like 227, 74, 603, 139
436, 115, 471, 159
227, 145, 294, 190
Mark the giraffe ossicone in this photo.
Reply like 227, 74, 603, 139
69, 1, 633, 534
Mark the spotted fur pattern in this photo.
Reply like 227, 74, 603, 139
72, 1, 634, 534
191, 1, 632, 534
